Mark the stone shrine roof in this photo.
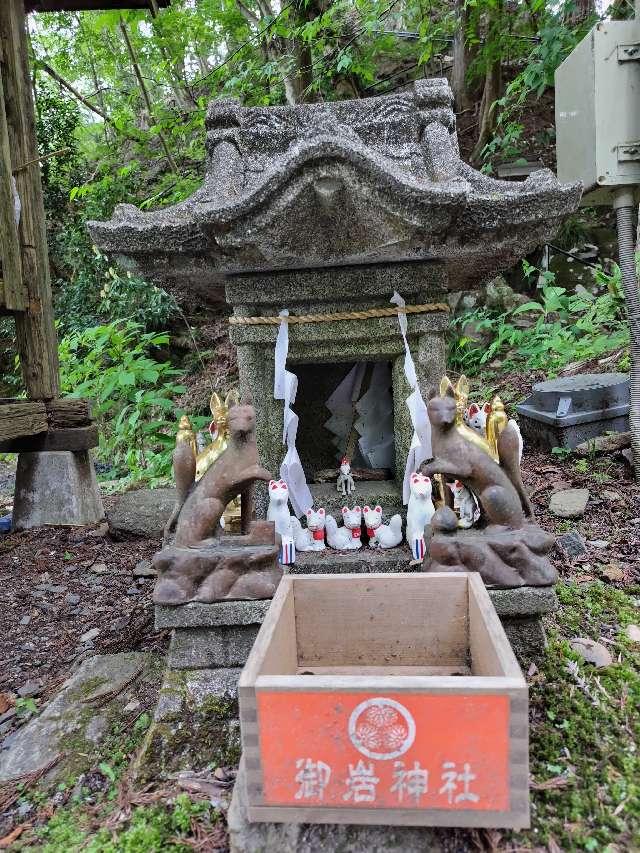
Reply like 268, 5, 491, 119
89, 79, 581, 304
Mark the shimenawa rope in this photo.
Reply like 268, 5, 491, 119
228, 302, 449, 326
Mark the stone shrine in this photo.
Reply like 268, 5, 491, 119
90, 78, 580, 513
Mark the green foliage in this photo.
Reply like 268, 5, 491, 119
58, 321, 185, 483
451, 262, 630, 376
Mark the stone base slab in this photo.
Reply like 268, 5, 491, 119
13, 450, 104, 530
228, 756, 460, 853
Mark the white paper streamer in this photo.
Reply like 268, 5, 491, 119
390, 291, 432, 504
274, 311, 313, 517
12, 177, 21, 228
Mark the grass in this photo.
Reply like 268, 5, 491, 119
523, 581, 640, 851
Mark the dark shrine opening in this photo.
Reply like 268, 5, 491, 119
291, 360, 395, 482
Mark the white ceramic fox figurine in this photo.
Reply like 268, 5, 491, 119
447, 479, 481, 529
406, 472, 435, 545
364, 505, 403, 549
325, 506, 362, 550
290, 508, 326, 551
266, 479, 293, 539
465, 401, 491, 435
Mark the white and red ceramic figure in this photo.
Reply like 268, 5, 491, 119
325, 506, 363, 550
291, 508, 327, 551
406, 472, 435, 563
336, 457, 355, 497
363, 505, 402, 549
447, 480, 481, 529
267, 479, 293, 540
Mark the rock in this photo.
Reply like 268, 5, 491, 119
19, 615, 31, 626
107, 488, 177, 539
122, 699, 140, 712
588, 540, 609, 549
90, 563, 108, 574
65, 593, 81, 606
625, 624, 640, 643
0, 653, 161, 784
126, 586, 141, 596
133, 559, 157, 578
556, 531, 587, 558
17, 679, 42, 698
549, 488, 590, 519
570, 637, 613, 667
603, 490, 622, 503
621, 448, 633, 467
79, 628, 100, 643
575, 432, 630, 456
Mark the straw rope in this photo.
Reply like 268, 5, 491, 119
228, 302, 450, 326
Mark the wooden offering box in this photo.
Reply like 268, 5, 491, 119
238, 572, 529, 829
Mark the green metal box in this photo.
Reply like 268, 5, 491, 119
555, 20, 640, 203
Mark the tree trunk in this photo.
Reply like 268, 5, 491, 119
471, 59, 501, 164
451, 0, 474, 112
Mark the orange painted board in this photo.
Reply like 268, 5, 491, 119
256, 690, 511, 811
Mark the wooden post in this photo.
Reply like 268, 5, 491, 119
0, 0, 59, 399
0, 66, 26, 311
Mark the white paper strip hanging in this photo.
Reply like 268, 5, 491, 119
390, 291, 432, 504
274, 311, 313, 517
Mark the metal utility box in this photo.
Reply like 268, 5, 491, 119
555, 20, 640, 203
516, 373, 630, 450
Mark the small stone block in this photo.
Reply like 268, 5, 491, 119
168, 624, 262, 669
155, 600, 271, 630
488, 586, 559, 618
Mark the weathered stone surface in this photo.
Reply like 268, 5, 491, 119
575, 431, 630, 455
0, 653, 161, 783
293, 548, 419, 574
502, 616, 548, 662
155, 600, 271, 630
428, 523, 558, 588
228, 757, 453, 853
570, 637, 613, 667
134, 667, 242, 784
549, 488, 590, 519
108, 488, 177, 538
556, 530, 587, 558
489, 585, 558, 617
12, 451, 104, 530
90, 80, 580, 306
168, 624, 261, 670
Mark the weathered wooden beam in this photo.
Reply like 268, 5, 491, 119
0, 424, 98, 453
45, 397, 93, 428
0, 399, 47, 441
1, 0, 59, 399
0, 64, 26, 311
25, 1, 170, 10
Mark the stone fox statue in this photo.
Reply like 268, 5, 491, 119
420, 386, 532, 529
165, 402, 273, 548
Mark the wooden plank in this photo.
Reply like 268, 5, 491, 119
1, 0, 59, 398
0, 399, 47, 441
295, 665, 472, 676
45, 397, 92, 428
292, 573, 469, 668
247, 803, 530, 829
0, 423, 98, 452
468, 573, 523, 679
255, 675, 526, 693
0, 64, 25, 310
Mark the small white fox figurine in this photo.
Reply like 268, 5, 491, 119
465, 401, 491, 435
406, 473, 435, 559
447, 480, 481, 529
266, 479, 293, 539
364, 505, 402, 549
291, 507, 326, 551
325, 506, 362, 550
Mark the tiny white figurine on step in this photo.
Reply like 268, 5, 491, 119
336, 457, 355, 497
447, 479, 481, 529
364, 505, 403, 549
325, 506, 362, 550
291, 508, 326, 551
406, 472, 435, 564
267, 479, 293, 539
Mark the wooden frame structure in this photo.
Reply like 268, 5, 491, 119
239, 572, 529, 829
0, 0, 168, 459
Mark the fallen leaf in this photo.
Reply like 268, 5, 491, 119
527, 662, 539, 677
601, 563, 624, 582
625, 624, 640, 644
570, 637, 613, 668
547, 837, 563, 853
0, 693, 13, 715
0, 825, 29, 848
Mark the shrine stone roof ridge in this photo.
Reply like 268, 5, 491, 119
88, 78, 581, 302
